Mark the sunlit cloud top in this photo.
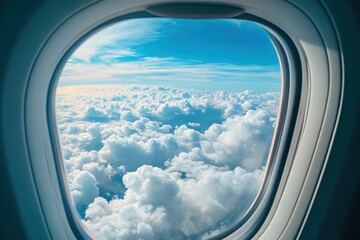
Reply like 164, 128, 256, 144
60, 18, 281, 92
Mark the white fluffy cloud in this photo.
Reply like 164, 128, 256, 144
56, 85, 279, 239
71, 171, 99, 209
84, 164, 263, 240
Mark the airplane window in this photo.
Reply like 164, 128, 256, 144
55, 18, 282, 239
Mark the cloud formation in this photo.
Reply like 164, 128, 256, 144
61, 57, 281, 92
56, 85, 279, 239
70, 19, 164, 63
60, 18, 281, 93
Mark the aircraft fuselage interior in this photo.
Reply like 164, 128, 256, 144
0, 0, 359, 239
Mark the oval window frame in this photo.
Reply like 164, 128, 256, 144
49, 8, 300, 240
9, 1, 341, 239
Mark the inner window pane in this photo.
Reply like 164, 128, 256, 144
55, 18, 281, 239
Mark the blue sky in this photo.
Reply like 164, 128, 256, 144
60, 18, 281, 92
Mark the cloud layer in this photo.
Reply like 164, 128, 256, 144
56, 85, 279, 239
60, 18, 281, 93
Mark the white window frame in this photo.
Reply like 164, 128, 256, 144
1, 0, 342, 239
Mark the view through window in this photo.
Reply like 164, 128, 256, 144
55, 18, 282, 239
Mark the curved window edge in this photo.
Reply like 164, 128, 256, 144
47, 7, 300, 240
11, 1, 342, 240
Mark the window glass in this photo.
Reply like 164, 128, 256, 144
56, 18, 281, 239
